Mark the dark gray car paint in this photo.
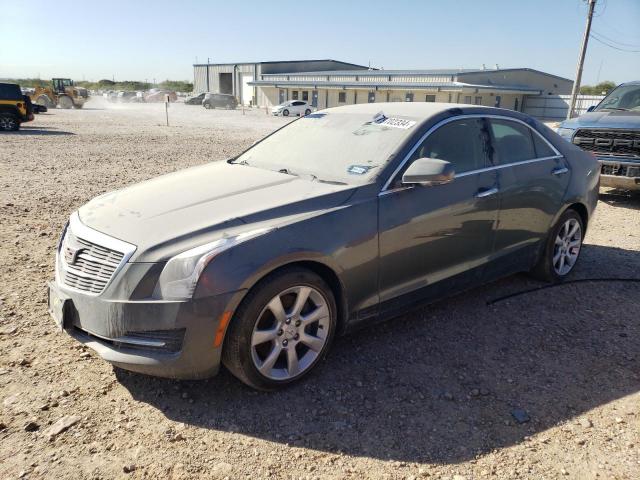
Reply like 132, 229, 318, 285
54, 104, 599, 379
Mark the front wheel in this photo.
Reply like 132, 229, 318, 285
530, 209, 584, 282
282, 109, 289, 117
58, 96, 73, 109
203, 102, 212, 109
0, 115, 19, 131
222, 267, 336, 390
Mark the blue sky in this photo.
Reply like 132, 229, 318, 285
1, 0, 638, 85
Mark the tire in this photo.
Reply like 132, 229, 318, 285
0, 114, 19, 131
222, 267, 337, 390
203, 102, 212, 109
304, 109, 311, 115
36, 95, 52, 108
530, 209, 584, 282
282, 109, 289, 117
58, 96, 73, 109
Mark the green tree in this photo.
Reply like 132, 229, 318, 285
580, 81, 616, 95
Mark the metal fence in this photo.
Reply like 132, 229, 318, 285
523, 94, 605, 119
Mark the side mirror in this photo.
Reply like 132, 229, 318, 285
402, 158, 455, 186
587, 105, 595, 112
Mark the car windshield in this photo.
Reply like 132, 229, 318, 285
234, 110, 420, 184
595, 84, 640, 112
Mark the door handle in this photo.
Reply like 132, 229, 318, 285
475, 187, 499, 198
552, 167, 569, 176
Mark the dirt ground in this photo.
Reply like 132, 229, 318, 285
1, 99, 639, 480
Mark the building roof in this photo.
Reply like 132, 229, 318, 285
248, 79, 541, 94
192, 59, 369, 69
259, 67, 573, 83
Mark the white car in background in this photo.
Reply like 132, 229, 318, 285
272, 100, 314, 117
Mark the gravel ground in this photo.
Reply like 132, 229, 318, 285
1, 99, 639, 480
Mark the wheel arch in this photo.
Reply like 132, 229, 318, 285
226, 259, 349, 342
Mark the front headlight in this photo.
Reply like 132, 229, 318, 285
153, 227, 273, 300
556, 127, 575, 141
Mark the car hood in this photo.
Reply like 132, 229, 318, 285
561, 110, 640, 130
78, 161, 356, 262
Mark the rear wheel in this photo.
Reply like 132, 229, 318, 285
530, 209, 584, 282
58, 96, 73, 109
305, 109, 311, 115
222, 267, 336, 390
0, 114, 19, 131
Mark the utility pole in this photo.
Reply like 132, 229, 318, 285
567, 0, 596, 119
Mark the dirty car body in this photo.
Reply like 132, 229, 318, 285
49, 103, 599, 384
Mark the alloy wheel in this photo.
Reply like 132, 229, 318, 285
0, 116, 16, 131
250, 285, 330, 380
552, 218, 582, 276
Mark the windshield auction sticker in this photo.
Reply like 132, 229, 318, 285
377, 117, 416, 129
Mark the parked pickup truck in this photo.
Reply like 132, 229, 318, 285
557, 81, 640, 191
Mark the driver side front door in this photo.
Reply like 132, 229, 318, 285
377, 117, 499, 310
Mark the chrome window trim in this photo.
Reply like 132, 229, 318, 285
380, 113, 563, 193
55, 211, 137, 297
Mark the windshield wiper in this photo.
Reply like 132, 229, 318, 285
601, 107, 629, 111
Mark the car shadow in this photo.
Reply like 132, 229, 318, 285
599, 188, 640, 211
8, 127, 75, 136
115, 243, 640, 464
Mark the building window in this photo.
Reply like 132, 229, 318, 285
302, 91, 309, 101
368, 92, 376, 103
338, 91, 346, 103
425, 94, 436, 102
292, 91, 299, 100
474, 96, 482, 105
464, 96, 472, 104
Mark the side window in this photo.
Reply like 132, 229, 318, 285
488, 119, 536, 164
532, 132, 557, 158
408, 118, 489, 175
293, 101, 304, 106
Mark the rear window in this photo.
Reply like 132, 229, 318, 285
0, 83, 22, 100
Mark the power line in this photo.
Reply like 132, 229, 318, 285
590, 32, 640, 53
591, 29, 640, 48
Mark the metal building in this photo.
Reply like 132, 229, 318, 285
192, 59, 369, 106
193, 60, 573, 112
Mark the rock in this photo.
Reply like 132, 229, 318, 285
24, 421, 40, 432
79, 352, 91, 358
470, 389, 480, 397
18, 358, 31, 366
123, 464, 136, 473
511, 409, 530, 424
212, 461, 233, 476
615, 417, 624, 424
579, 418, 593, 428
443, 392, 454, 401
0, 325, 17, 335
43, 415, 81, 439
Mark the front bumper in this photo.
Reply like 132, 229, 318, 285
48, 277, 246, 379
598, 156, 640, 190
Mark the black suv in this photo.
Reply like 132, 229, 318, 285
203, 93, 238, 110
0, 83, 34, 131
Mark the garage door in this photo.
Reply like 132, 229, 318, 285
241, 73, 254, 106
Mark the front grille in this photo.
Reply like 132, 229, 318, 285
60, 232, 124, 294
573, 129, 640, 158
